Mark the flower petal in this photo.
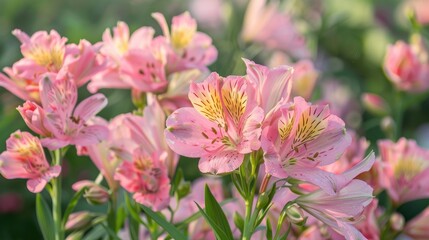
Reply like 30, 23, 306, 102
198, 150, 244, 174
74, 94, 108, 122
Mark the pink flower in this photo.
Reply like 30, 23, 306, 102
244, 58, 293, 114
361, 93, 389, 116
152, 12, 218, 73
404, 206, 429, 240
409, 0, 429, 25
114, 148, 170, 211
19, 73, 108, 150
123, 96, 179, 177
355, 199, 380, 240
165, 72, 264, 174
384, 40, 429, 92
77, 116, 131, 191
241, 0, 310, 59
262, 96, 353, 194
290, 60, 318, 100
88, 21, 167, 93
377, 138, 429, 204
0, 131, 61, 193
296, 180, 373, 240
0, 29, 103, 101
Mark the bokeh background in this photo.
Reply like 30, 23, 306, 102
1, 0, 429, 239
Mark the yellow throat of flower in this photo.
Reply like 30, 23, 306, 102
394, 157, 428, 181
171, 28, 195, 50
26, 45, 64, 71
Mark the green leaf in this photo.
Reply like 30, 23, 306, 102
102, 224, 121, 240
36, 194, 55, 240
62, 187, 86, 226
266, 218, 273, 240
233, 212, 244, 233
140, 205, 187, 240
116, 205, 126, 231
82, 225, 106, 240
170, 168, 184, 195
125, 193, 144, 225
203, 185, 234, 240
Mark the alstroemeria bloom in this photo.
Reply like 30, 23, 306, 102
114, 148, 170, 211
262, 97, 352, 194
0, 29, 103, 102
165, 72, 264, 174
0, 131, 61, 193
152, 12, 218, 73
384, 40, 429, 92
88, 21, 167, 93
296, 180, 373, 240
244, 58, 293, 115
241, 0, 310, 59
123, 96, 179, 177
404, 206, 429, 240
18, 73, 108, 150
378, 138, 429, 204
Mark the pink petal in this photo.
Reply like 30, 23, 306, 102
152, 12, 171, 39
27, 177, 48, 193
129, 27, 155, 49
41, 138, 69, 150
238, 106, 264, 153
198, 150, 244, 174
0, 152, 36, 179
165, 107, 221, 158
287, 166, 344, 195
74, 94, 108, 122
72, 125, 109, 147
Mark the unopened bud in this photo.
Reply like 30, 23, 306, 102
381, 116, 395, 137
362, 93, 389, 116
65, 211, 94, 231
285, 204, 306, 225
84, 185, 109, 205
390, 213, 405, 231
256, 192, 270, 210
66, 231, 84, 240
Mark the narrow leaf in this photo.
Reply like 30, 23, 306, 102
140, 205, 187, 240
266, 218, 273, 240
62, 187, 86, 226
204, 185, 234, 240
36, 194, 55, 240
82, 225, 106, 240
125, 193, 144, 225
195, 202, 229, 240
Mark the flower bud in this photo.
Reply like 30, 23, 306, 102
65, 211, 94, 231
65, 231, 84, 240
256, 192, 270, 210
390, 213, 405, 232
361, 93, 389, 116
381, 116, 395, 138
285, 204, 306, 225
84, 185, 109, 205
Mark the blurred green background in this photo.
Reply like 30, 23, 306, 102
1, 0, 429, 239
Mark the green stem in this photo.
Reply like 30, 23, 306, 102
107, 190, 118, 237
51, 149, 63, 240
393, 91, 404, 141
242, 152, 261, 240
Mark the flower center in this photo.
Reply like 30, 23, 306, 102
394, 157, 428, 181
26, 45, 64, 71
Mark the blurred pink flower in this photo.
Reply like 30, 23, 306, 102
244, 58, 293, 114
89, 21, 167, 93
404, 206, 429, 240
377, 138, 429, 204
0, 193, 23, 213
165, 72, 264, 174
152, 12, 218, 73
262, 97, 353, 194
384, 40, 429, 92
291, 60, 318, 100
361, 93, 390, 116
0, 131, 61, 193
114, 148, 170, 211
296, 180, 373, 240
241, 0, 310, 59
409, 0, 429, 24
189, 0, 224, 29
0, 29, 103, 101
18, 73, 108, 150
